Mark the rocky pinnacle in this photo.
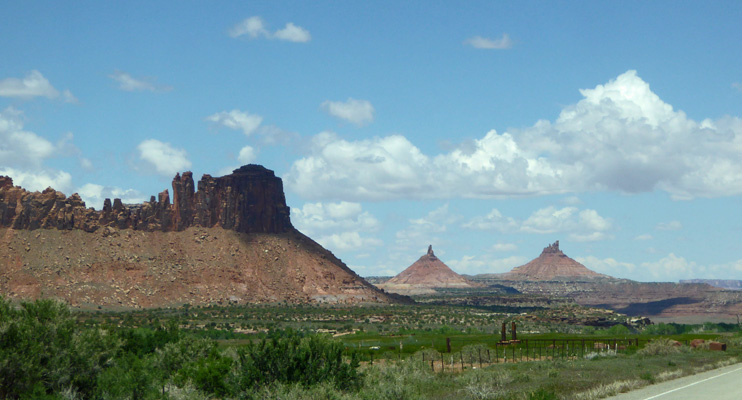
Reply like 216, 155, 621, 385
0, 164, 293, 234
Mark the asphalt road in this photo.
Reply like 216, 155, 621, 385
604, 362, 742, 400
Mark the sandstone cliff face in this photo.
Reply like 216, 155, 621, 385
0, 165, 407, 307
0, 165, 292, 234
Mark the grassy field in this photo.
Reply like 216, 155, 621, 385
235, 338, 742, 400
10, 298, 740, 399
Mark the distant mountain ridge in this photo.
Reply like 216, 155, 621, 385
681, 279, 742, 291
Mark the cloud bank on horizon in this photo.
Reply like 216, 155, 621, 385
1, 2, 741, 283
286, 71, 742, 202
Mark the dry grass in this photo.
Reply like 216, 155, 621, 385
637, 338, 684, 356
572, 379, 644, 400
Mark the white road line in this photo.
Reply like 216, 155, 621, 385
643, 366, 742, 400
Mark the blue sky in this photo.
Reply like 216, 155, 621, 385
2, 1, 742, 282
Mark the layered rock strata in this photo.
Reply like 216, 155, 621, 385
0, 165, 407, 307
377, 245, 480, 294
504, 241, 607, 280
0, 165, 292, 234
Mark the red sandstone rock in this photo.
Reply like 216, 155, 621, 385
0, 165, 408, 307
505, 241, 607, 281
378, 245, 480, 294
0, 164, 293, 235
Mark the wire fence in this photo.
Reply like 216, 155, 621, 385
376, 338, 662, 373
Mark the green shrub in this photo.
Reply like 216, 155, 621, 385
180, 353, 233, 397
154, 336, 217, 383
639, 372, 655, 384
642, 323, 680, 335
597, 324, 631, 336
96, 353, 161, 400
0, 297, 121, 399
529, 388, 558, 400
235, 333, 361, 391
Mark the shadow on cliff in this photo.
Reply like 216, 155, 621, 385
595, 297, 699, 316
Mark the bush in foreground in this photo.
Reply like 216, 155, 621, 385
0, 297, 120, 399
637, 338, 685, 356
234, 332, 361, 393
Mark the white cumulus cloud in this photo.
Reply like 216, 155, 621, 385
287, 70, 742, 201
293, 201, 382, 252
237, 146, 257, 164
229, 16, 310, 42
76, 183, 145, 210
0, 167, 72, 194
293, 201, 381, 235
206, 109, 263, 136
273, 22, 311, 43
492, 243, 518, 252
315, 232, 383, 252
0, 107, 82, 194
462, 208, 518, 232
109, 70, 172, 92
463, 205, 612, 242
656, 220, 683, 231
464, 34, 513, 49
521, 206, 612, 242
321, 98, 375, 126
640, 253, 700, 281
391, 204, 462, 262
0, 107, 55, 168
229, 16, 269, 38
0, 70, 74, 101
136, 139, 191, 177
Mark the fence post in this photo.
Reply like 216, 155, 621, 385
552, 339, 556, 359
446, 337, 451, 353
581, 339, 584, 359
